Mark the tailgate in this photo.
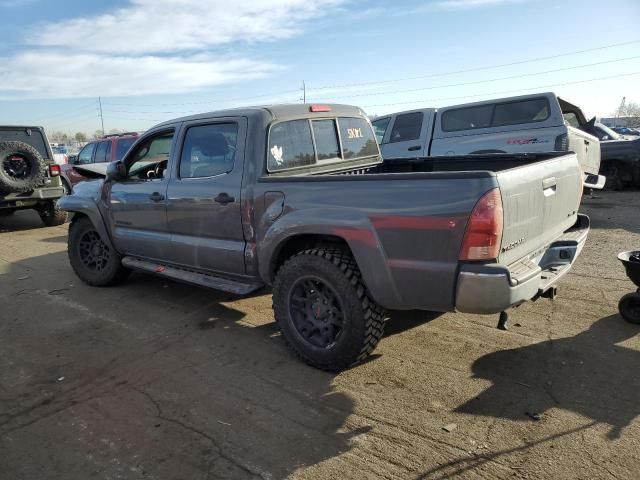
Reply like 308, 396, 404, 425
496, 153, 582, 266
567, 125, 600, 175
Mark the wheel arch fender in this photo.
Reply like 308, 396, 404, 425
258, 209, 402, 309
58, 195, 115, 252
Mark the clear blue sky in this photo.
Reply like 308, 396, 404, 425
0, 0, 639, 135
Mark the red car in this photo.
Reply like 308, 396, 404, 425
61, 132, 139, 193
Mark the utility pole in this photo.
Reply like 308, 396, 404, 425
616, 96, 626, 125
98, 97, 105, 136
301, 80, 306, 104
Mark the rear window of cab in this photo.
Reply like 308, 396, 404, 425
267, 117, 379, 172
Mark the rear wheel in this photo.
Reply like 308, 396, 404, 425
619, 292, 640, 325
273, 248, 386, 371
68, 216, 130, 286
38, 200, 67, 226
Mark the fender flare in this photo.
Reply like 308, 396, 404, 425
57, 195, 116, 252
257, 209, 403, 309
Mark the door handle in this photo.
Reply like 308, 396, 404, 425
408, 145, 421, 151
149, 192, 165, 202
214, 192, 235, 205
584, 139, 589, 145
542, 177, 557, 189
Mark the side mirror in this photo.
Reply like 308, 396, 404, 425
67, 154, 78, 165
105, 161, 126, 182
601, 135, 610, 141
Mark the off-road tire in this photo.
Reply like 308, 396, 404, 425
0, 209, 15, 217
68, 216, 130, 286
618, 292, 640, 325
273, 248, 386, 371
0, 141, 47, 194
38, 200, 68, 226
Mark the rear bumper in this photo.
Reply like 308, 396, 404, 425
0, 186, 65, 209
455, 214, 590, 314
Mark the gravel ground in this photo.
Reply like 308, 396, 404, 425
1, 190, 639, 480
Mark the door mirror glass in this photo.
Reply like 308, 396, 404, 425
68, 154, 78, 164
106, 161, 126, 182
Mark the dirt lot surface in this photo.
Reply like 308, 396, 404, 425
1, 191, 639, 480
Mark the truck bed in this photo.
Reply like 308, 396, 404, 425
255, 151, 583, 313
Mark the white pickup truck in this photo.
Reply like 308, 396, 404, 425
372, 92, 604, 189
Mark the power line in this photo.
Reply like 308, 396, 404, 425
312, 55, 640, 101
308, 39, 640, 92
28, 100, 98, 123
360, 71, 640, 109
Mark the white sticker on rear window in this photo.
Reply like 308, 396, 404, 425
270, 145, 284, 166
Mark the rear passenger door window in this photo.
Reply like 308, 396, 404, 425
389, 112, 423, 143
93, 141, 111, 163
268, 120, 315, 171
116, 137, 136, 161
179, 123, 238, 178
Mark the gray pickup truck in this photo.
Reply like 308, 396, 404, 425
59, 104, 589, 371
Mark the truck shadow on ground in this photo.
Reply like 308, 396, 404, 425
0, 250, 365, 479
416, 314, 640, 479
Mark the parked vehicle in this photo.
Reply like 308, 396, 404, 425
50, 143, 69, 165
0, 126, 67, 226
59, 104, 589, 371
611, 126, 640, 137
61, 132, 138, 193
371, 92, 604, 189
586, 123, 640, 189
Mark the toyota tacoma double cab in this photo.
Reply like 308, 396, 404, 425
59, 104, 589, 371
0, 126, 67, 226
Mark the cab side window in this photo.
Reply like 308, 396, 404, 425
94, 141, 111, 163
126, 131, 174, 180
389, 112, 423, 143
179, 123, 238, 179
371, 117, 391, 144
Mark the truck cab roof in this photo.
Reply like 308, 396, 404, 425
153, 104, 369, 129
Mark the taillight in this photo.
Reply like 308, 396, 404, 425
555, 133, 569, 151
460, 188, 504, 261
49, 164, 61, 177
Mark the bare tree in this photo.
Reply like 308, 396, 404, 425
615, 100, 640, 128
74, 132, 87, 143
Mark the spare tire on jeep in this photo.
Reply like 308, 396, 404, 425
0, 141, 47, 194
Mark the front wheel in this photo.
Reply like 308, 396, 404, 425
619, 292, 640, 325
273, 248, 386, 371
38, 200, 68, 226
68, 216, 130, 286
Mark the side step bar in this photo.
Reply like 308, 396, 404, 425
121, 257, 264, 296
